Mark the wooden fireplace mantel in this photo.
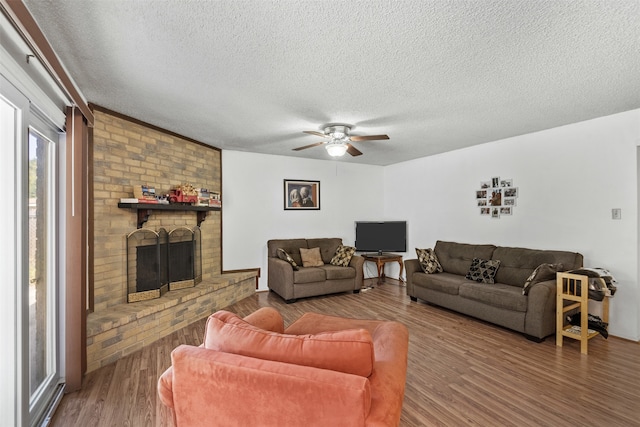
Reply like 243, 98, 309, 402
118, 202, 221, 228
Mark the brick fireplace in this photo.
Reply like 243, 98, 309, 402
87, 107, 255, 372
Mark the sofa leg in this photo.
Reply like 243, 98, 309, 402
524, 334, 545, 343
409, 296, 417, 302
353, 290, 360, 294
285, 298, 297, 304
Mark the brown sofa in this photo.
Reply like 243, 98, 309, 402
405, 240, 583, 340
158, 307, 409, 426
267, 238, 364, 303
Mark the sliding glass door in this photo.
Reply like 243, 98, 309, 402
1, 74, 63, 426
28, 125, 61, 424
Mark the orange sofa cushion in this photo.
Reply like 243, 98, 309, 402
204, 310, 375, 377
169, 345, 372, 426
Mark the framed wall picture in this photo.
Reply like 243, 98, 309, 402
500, 207, 512, 215
504, 187, 518, 198
477, 176, 518, 218
284, 179, 320, 210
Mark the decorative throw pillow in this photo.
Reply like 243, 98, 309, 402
416, 248, 443, 274
330, 245, 356, 267
523, 263, 564, 295
299, 247, 324, 267
465, 258, 501, 284
204, 310, 375, 377
276, 248, 299, 271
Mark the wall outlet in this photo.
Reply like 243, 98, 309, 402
612, 208, 622, 220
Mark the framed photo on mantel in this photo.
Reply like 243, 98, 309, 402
284, 179, 320, 210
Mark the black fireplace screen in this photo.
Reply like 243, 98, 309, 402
126, 226, 201, 302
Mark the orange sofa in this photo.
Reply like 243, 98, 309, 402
158, 307, 409, 426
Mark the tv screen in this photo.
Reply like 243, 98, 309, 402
355, 221, 407, 254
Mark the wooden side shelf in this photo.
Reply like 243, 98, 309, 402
362, 253, 404, 284
118, 203, 220, 228
556, 272, 609, 354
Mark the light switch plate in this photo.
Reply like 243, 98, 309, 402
612, 208, 622, 220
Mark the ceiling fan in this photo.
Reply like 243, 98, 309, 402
293, 124, 389, 157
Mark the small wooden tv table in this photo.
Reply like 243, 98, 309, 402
362, 253, 404, 284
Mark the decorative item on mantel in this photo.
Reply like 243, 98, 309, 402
476, 176, 518, 219
168, 183, 199, 204
196, 188, 210, 206
134, 184, 158, 203
209, 191, 221, 208
120, 184, 161, 204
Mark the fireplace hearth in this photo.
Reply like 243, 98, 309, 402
126, 226, 202, 302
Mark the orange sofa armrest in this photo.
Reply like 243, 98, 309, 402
157, 366, 174, 410
368, 321, 409, 426
168, 345, 372, 427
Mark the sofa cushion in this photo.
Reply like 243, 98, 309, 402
459, 282, 528, 312
267, 238, 307, 265
412, 272, 464, 295
492, 246, 582, 286
293, 267, 326, 284
276, 248, 299, 270
242, 307, 285, 334
300, 247, 325, 267
204, 310, 375, 377
434, 241, 496, 276
321, 265, 356, 280
465, 258, 501, 284
307, 238, 342, 263
330, 244, 356, 267
522, 263, 564, 295
416, 248, 443, 274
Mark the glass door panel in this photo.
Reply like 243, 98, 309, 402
28, 129, 51, 400
27, 125, 61, 426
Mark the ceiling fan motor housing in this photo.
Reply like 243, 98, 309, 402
324, 124, 352, 140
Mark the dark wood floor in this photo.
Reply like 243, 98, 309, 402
52, 279, 640, 427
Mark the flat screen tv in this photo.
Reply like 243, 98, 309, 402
355, 221, 407, 254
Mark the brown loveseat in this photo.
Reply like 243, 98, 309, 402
158, 307, 409, 426
267, 238, 364, 303
405, 241, 583, 340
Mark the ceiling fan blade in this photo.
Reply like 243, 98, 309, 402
303, 130, 327, 138
293, 141, 326, 151
349, 134, 390, 142
346, 143, 363, 156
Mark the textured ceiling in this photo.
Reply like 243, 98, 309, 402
23, 0, 640, 166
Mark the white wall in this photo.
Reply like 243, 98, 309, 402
222, 151, 386, 290
222, 110, 639, 340
384, 109, 640, 341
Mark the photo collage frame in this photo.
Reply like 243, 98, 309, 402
476, 176, 518, 218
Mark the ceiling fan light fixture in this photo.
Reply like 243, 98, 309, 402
326, 141, 348, 157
